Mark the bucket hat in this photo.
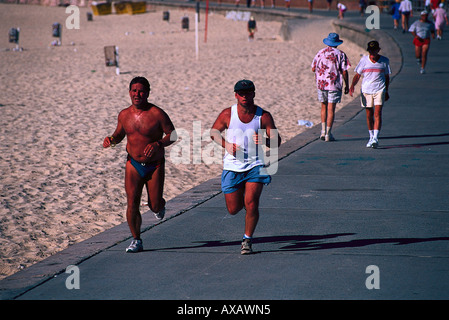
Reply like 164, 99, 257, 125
323, 33, 343, 47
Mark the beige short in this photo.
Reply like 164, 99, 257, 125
361, 90, 385, 108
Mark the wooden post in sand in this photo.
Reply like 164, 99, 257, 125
52, 22, 62, 46
115, 46, 120, 75
195, 3, 199, 60
8, 27, 21, 51
204, 0, 209, 43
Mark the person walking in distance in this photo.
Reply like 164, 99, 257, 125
103, 77, 176, 253
210, 80, 281, 254
433, 3, 449, 40
399, 0, 413, 33
248, 16, 257, 41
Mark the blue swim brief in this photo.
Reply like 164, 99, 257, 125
221, 165, 271, 194
127, 155, 161, 179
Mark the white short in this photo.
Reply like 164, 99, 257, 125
317, 89, 342, 103
361, 90, 385, 108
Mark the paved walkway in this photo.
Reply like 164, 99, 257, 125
1, 5, 449, 301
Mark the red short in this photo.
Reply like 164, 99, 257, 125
413, 37, 431, 47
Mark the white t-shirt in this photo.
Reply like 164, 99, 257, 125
354, 55, 391, 94
223, 104, 265, 172
399, 0, 412, 12
337, 3, 347, 10
409, 20, 436, 39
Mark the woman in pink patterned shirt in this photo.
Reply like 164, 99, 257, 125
311, 33, 350, 141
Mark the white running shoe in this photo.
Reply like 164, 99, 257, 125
371, 138, 379, 148
126, 239, 143, 253
154, 207, 165, 220
366, 137, 374, 148
325, 133, 335, 142
320, 131, 326, 141
241, 238, 253, 255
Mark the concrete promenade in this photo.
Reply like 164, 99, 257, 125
1, 5, 449, 301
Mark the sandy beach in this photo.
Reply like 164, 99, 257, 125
0, 3, 365, 280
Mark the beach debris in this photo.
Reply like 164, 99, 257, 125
104, 45, 120, 75
52, 22, 62, 46
298, 120, 314, 128
163, 11, 170, 22
182, 15, 189, 31
52, 23, 61, 37
9, 27, 23, 51
9, 27, 19, 43
104, 46, 117, 66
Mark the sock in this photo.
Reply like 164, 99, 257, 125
243, 234, 252, 240
326, 126, 332, 135
373, 130, 379, 139
321, 122, 326, 134
369, 130, 374, 139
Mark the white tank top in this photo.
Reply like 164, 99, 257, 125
223, 104, 265, 172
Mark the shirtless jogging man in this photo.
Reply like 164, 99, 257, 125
210, 80, 281, 254
103, 77, 176, 253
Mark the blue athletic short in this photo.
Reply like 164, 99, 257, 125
221, 165, 271, 194
127, 154, 161, 180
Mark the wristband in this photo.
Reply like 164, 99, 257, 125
109, 136, 116, 147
